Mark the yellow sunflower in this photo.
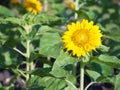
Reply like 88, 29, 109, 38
65, 0, 75, 10
10, 0, 20, 4
69, 2, 75, 10
24, 0, 42, 14
62, 19, 102, 57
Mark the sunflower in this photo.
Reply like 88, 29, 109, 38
65, 0, 75, 10
10, 0, 21, 4
69, 2, 75, 10
62, 19, 102, 57
24, 0, 42, 14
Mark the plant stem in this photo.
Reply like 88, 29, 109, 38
44, 0, 48, 12
75, 0, 79, 19
17, 69, 26, 78
85, 82, 96, 90
80, 61, 85, 90
13, 47, 25, 57
26, 40, 30, 81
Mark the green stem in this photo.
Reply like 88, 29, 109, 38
30, 62, 34, 70
80, 61, 85, 90
75, 0, 79, 19
26, 40, 30, 81
44, 0, 48, 12
13, 47, 25, 57
17, 68, 26, 78
85, 82, 96, 90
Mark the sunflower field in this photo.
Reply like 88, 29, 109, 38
0, 0, 120, 90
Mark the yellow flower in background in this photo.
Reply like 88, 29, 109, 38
62, 19, 102, 57
65, 0, 75, 10
10, 0, 20, 4
24, 0, 42, 14
65, 0, 71, 5
69, 2, 75, 10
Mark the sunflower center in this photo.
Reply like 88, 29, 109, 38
71, 30, 88, 45
31, 4, 36, 8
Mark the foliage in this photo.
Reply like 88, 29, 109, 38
0, 0, 120, 90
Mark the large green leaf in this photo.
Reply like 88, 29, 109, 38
43, 77, 66, 90
91, 54, 120, 68
51, 50, 78, 78
37, 25, 63, 35
88, 62, 114, 77
103, 23, 120, 42
28, 76, 67, 90
0, 5, 14, 17
0, 17, 23, 25
52, 50, 78, 70
39, 32, 61, 58
28, 73, 76, 90
28, 68, 54, 77
27, 76, 44, 90
0, 46, 20, 68
50, 68, 68, 78
33, 13, 65, 26
86, 70, 101, 81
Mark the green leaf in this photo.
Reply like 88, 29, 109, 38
43, 77, 66, 90
34, 13, 65, 26
64, 85, 77, 90
4, 17, 23, 25
52, 50, 78, 70
99, 63, 114, 76
115, 74, 120, 90
50, 50, 78, 78
29, 24, 41, 39
0, 5, 14, 17
37, 25, 63, 35
50, 68, 67, 78
51, 4, 65, 15
28, 76, 76, 90
0, 47, 20, 68
28, 76, 66, 90
39, 32, 61, 58
104, 24, 120, 42
104, 34, 120, 43
98, 45, 110, 52
86, 70, 101, 81
86, 11, 96, 20
89, 62, 114, 77
91, 54, 120, 68
96, 76, 115, 83
28, 68, 54, 77
78, 11, 89, 20
97, 23, 106, 32
28, 76, 44, 89
64, 75, 77, 90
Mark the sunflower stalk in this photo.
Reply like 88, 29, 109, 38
25, 25, 33, 82
75, 0, 79, 19
44, 0, 48, 12
80, 60, 85, 90
26, 39, 30, 81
